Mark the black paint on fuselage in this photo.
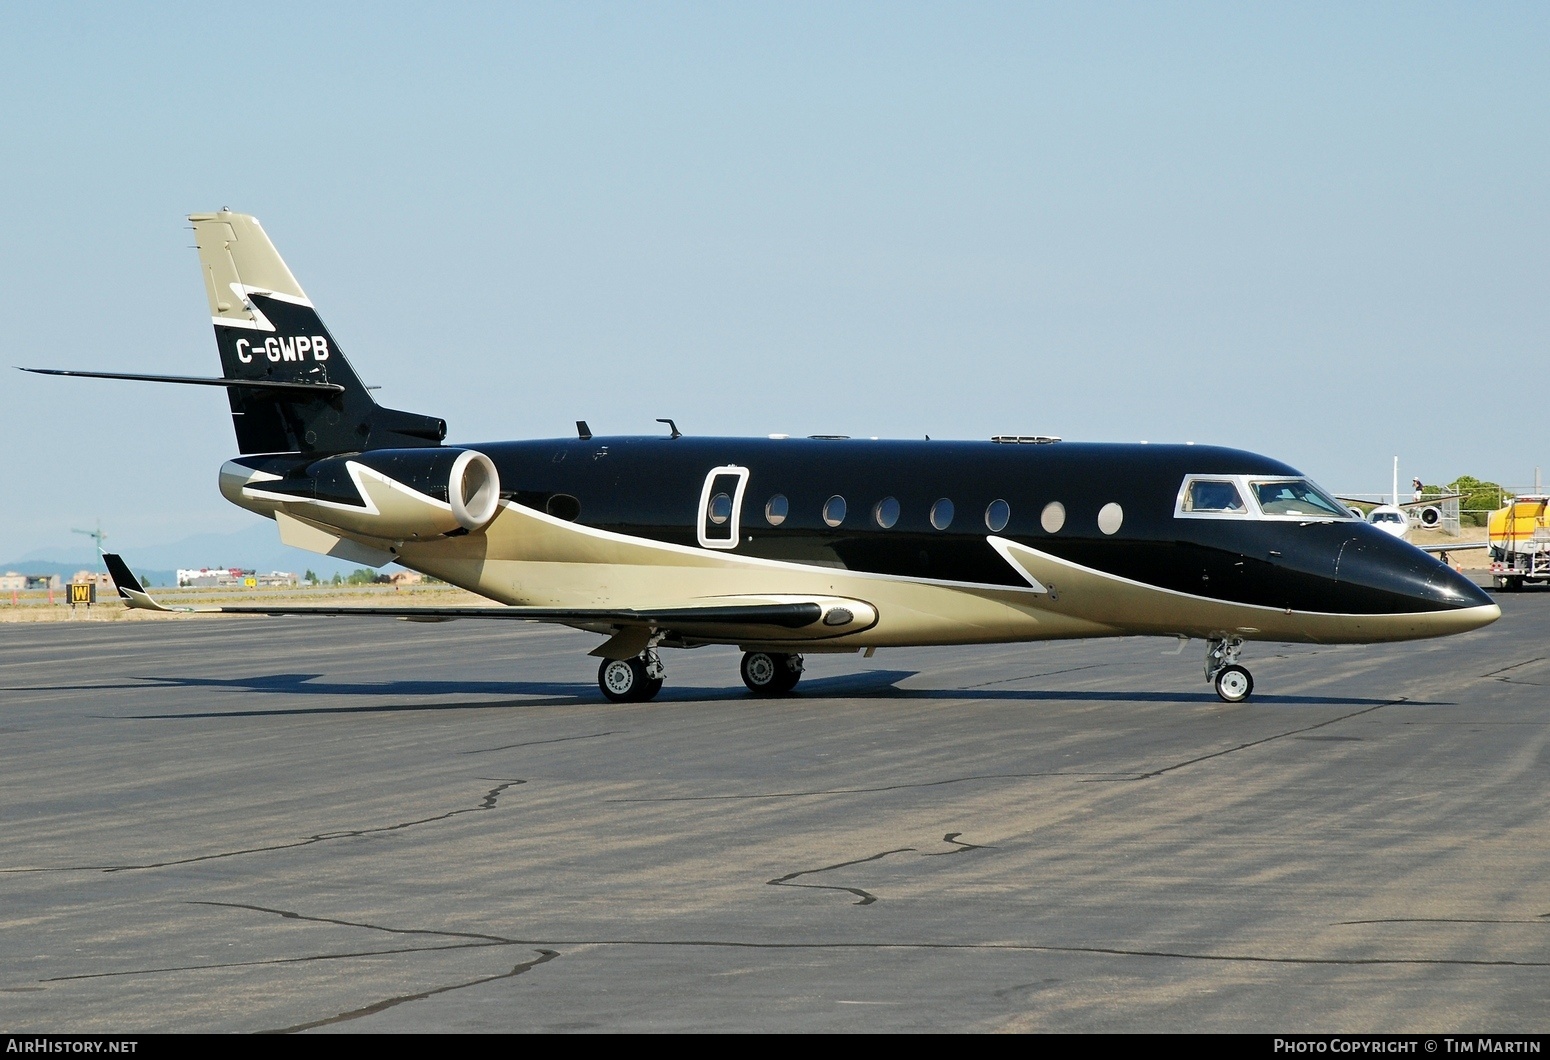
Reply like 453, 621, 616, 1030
238, 436, 1491, 617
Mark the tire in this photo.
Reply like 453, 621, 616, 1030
741, 651, 800, 696
1214, 664, 1253, 703
599, 657, 659, 703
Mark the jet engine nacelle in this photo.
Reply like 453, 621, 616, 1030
1417, 505, 1442, 528
292, 447, 502, 541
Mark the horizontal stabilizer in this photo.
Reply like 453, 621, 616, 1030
19, 367, 346, 394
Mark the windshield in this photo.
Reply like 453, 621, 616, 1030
1182, 479, 1246, 513
1250, 479, 1351, 518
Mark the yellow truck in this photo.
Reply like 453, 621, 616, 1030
1489, 495, 1550, 590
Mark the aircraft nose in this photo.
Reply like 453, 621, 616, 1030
1335, 530, 1496, 612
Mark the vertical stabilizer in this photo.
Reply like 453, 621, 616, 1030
189, 210, 445, 455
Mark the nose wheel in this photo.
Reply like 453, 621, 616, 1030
598, 650, 665, 703
740, 651, 804, 696
1205, 637, 1253, 703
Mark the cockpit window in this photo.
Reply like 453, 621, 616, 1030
1182, 479, 1246, 513
1372, 511, 1405, 525
1249, 479, 1350, 518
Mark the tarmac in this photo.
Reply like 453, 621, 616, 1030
2, 591, 1547, 1032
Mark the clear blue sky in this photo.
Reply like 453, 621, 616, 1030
2, 2, 1546, 560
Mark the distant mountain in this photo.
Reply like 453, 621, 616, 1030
3, 520, 402, 587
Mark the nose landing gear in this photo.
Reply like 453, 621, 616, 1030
740, 651, 804, 696
1205, 637, 1253, 703
598, 649, 665, 703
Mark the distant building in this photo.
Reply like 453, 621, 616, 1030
3, 572, 63, 590
388, 571, 424, 585
177, 568, 297, 588
72, 571, 113, 588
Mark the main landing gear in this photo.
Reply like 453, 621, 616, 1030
595, 649, 807, 702
598, 650, 665, 703
739, 651, 804, 696
1205, 636, 1254, 703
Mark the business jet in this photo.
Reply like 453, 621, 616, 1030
26, 212, 1500, 704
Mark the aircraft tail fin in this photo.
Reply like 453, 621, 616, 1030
189, 211, 445, 455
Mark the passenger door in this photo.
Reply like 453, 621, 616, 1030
697, 465, 750, 550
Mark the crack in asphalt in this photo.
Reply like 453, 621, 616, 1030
767, 834, 994, 905
41, 900, 559, 1032
1338, 916, 1550, 926
1480, 657, 1545, 680
265, 950, 560, 1033
961, 664, 1108, 689
767, 848, 917, 906
922, 831, 994, 856
0, 780, 523, 874
614, 700, 1409, 803
461, 731, 622, 755
609, 771, 1138, 803
1117, 698, 1406, 781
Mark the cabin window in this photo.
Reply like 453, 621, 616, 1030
765, 494, 788, 526
930, 498, 954, 530
1040, 501, 1065, 533
985, 499, 1010, 533
707, 493, 733, 525
823, 495, 847, 527
1183, 479, 1245, 513
1249, 479, 1350, 518
1098, 502, 1124, 535
874, 497, 900, 529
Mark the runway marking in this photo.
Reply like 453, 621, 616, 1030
0, 780, 524, 875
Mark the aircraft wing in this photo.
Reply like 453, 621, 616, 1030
102, 554, 875, 646
1413, 541, 1488, 555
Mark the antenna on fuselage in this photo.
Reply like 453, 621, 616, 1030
576, 421, 592, 441
656, 418, 681, 439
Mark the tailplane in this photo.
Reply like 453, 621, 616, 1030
189, 210, 445, 455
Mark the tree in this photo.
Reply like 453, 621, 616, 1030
1423, 477, 1510, 527
304, 569, 318, 585
331, 572, 343, 586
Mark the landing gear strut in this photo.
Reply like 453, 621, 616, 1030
1205, 637, 1253, 703
740, 651, 804, 696
598, 649, 665, 703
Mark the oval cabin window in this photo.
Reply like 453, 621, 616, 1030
873, 497, 900, 529
823, 495, 847, 527
930, 498, 954, 530
707, 492, 733, 525
985, 499, 1010, 533
765, 494, 788, 526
